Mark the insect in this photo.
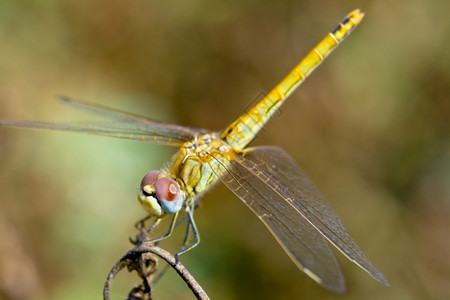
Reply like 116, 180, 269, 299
1, 9, 388, 292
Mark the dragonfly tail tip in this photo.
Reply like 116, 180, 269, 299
348, 9, 365, 25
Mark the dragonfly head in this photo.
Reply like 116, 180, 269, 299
137, 170, 184, 216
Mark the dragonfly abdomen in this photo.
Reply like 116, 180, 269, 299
221, 9, 364, 150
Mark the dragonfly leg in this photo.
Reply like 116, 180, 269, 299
130, 216, 164, 244
175, 206, 200, 258
148, 210, 200, 288
143, 213, 178, 245
130, 215, 156, 244
134, 215, 151, 230
145, 210, 193, 288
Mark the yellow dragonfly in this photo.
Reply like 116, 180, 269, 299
0, 9, 389, 293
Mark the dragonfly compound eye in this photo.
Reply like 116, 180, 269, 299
140, 170, 160, 189
138, 170, 164, 216
154, 177, 183, 214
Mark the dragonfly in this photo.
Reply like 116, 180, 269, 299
0, 9, 389, 293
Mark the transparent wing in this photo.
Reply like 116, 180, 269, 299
0, 96, 207, 146
216, 146, 389, 292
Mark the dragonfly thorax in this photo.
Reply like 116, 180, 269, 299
137, 170, 184, 216
170, 132, 233, 199
182, 133, 217, 154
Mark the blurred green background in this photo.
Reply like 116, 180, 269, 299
0, 0, 449, 299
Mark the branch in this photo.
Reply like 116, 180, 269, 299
104, 244, 209, 300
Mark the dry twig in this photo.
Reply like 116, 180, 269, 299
103, 243, 209, 300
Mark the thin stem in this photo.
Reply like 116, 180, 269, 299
104, 244, 209, 300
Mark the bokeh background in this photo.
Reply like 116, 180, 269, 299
0, 0, 449, 299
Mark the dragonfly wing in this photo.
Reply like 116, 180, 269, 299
58, 96, 207, 136
217, 146, 389, 291
1, 96, 207, 146
216, 148, 344, 292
